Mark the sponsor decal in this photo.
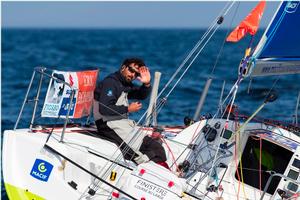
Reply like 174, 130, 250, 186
42, 69, 98, 118
30, 159, 53, 182
134, 179, 168, 200
107, 89, 113, 97
285, 1, 299, 13
252, 130, 298, 150
261, 65, 300, 75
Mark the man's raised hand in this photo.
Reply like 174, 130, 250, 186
137, 66, 151, 86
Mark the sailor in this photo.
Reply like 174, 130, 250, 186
94, 58, 154, 164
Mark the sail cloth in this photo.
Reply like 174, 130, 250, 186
226, 0, 266, 42
250, 1, 300, 77
42, 69, 99, 118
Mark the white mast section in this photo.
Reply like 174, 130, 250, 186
146, 71, 161, 126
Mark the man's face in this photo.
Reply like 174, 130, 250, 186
121, 63, 140, 83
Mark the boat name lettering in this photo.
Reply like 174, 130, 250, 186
134, 179, 167, 199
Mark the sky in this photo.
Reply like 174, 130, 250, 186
2, 1, 280, 28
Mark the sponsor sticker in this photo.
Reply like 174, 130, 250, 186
107, 89, 113, 97
285, 1, 299, 13
41, 69, 98, 118
30, 159, 53, 182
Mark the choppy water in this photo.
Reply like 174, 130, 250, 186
1, 28, 300, 199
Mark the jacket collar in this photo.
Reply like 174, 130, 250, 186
115, 71, 130, 86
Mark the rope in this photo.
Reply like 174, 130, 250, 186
209, 2, 241, 76
207, 83, 239, 186
79, 2, 237, 198
156, 1, 235, 102
161, 137, 179, 170
106, 1, 237, 184
256, 2, 286, 58
233, 101, 241, 200
134, 1, 236, 127
259, 136, 262, 193
235, 133, 241, 200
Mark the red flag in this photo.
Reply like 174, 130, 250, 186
226, 1, 266, 42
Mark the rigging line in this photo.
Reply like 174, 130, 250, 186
161, 136, 179, 169
210, 2, 241, 76
169, 120, 210, 170
165, 93, 234, 171
165, 25, 221, 99
259, 136, 262, 193
80, 101, 136, 178
136, 2, 235, 127
81, 131, 141, 196
83, 2, 236, 194
156, 23, 218, 101
93, 101, 146, 157
157, 25, 217, 98
212, 78, 236, 120
52, 137, 133, 171
233, 103, 241, 199
222, 84, 247, 199
97, 101, 127, 118
234, 133, 241, 200
264, 77, 279, 101
235, 101, 273, 200
44, 144, 137, 200
207, 84, 239, 186
84, 133, 142, 192
117, 96, 185, 166
92, 128, 151, 191
238, 135, 247, 200
132, 2, 235, 131
158, 1, 234, 100
151, 98, 166, 118
113, 103, 172, 170
45, 115, 63, 143
81, 103, 145, 181
199, 1, 232, 41
216, 79, 239, 112
259, 4, 286, 58
185, 183, 214, 200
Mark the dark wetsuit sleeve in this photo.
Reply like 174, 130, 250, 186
97, 79, 128, 116
128, 84, 151, 100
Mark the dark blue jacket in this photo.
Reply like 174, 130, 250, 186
94, 71, 151, 117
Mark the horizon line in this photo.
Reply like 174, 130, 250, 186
1, 26, 268, 29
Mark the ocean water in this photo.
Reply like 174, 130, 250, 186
1, 28, 299, 199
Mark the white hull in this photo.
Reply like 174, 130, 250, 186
3, 119, 300, 200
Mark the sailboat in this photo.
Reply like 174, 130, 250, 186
2, 1, 300, 200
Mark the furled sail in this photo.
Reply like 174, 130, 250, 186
249, 1, 300, 77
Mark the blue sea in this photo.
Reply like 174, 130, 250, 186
1, 28, 299, 199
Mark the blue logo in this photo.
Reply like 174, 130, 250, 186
58, 97, 76, 116
30, 159, 53, 182
285, 1, 299, 13
107, 89, 113, 97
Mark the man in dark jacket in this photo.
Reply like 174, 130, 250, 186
94, 58, 153, 164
